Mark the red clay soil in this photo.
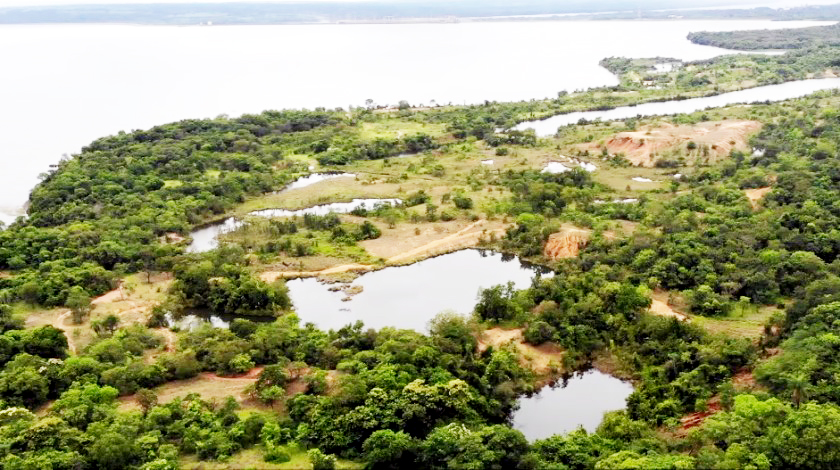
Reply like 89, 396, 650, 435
544, 227, 591, 260
678, 398, 722, 435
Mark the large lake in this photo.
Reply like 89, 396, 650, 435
0, 19, 833, 223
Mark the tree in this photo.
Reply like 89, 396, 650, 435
65, 286, 92, 324
363, 430, 417, 469
475, 283, 520, 322
136, 388, 158, 414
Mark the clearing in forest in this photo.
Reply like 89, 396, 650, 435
649, 299, 689, 322
478, 328, 564, 376
580, 120, 762, 167
118, 368, 265, 412
744, 186, 772, 209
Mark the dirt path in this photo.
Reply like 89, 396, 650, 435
51, 310, 77, 355
745, 187, 771, 209
154, 327, 178, 352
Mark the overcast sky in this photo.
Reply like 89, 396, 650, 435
0, 0, 384, 6
1, 0, 838, 8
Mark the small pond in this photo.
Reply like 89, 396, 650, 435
515, 78, 840, 136
286, 249, 551, 332
250, 198, 401, 218
512, 370, 635, 441
278, 172, 356, 192
187, 196, 401, 253
164, 311, 275, 331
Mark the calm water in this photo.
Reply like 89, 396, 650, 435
517, 78, 840, 135
187, 197, 401, 253
287, 249, 550, 331
0, 20, 832, 220
512, 370, 635, 441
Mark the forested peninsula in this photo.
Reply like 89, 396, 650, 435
1, 21, 840, 470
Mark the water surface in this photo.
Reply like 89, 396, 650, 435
0, 20, 831, 219
517, 78, 840, 135
286, 249, 550, 331
512, 370, 635, 441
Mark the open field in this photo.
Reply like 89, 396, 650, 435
478, 328, 564, 377
692, 306, 777, 339
119, 368, 265, 413
180, 446, 363, 470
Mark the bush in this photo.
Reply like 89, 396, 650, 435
453, 195, 474, 210
308, 448, 337, 470
264, 445, 291, 463
524, 321, 556, 345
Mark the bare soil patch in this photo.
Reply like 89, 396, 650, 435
677, 398, 722, 436
119, 368, 265, 412
478, 328, 564, 376
745, 186, 772, 209
732, 369, 758, 391
381, 220, 508, 265
581, 120, 762, 167
91, 275, 172, 326
261, 263, 374, 282
160, 232, 186, 244
544, 225, 591, 260
649, 299, 688, 322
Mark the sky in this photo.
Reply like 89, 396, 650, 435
0, 0, 384, 5
1, 0, 838, 8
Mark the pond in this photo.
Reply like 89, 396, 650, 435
250, 198, 401, 218
276, 172, 356, 192
164, 311, 276, 331
512, 370, 635, 441
515, 78, 840, 135
185, 173, 399, 252
286, 249, 551, 332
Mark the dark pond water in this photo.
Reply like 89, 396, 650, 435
512, 370, 635, 441
516, 78, 840, 136
286, 249, 551, 332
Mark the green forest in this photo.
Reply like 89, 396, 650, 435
3, 19, 840, 470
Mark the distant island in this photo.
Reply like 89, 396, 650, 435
2, 1, 840, 25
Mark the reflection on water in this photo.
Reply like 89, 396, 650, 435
286, 249, 552, 332
164, 311, 276, 331
512, 370, 635, 441
250, 198, 401, 218
279, 172, 356, 192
